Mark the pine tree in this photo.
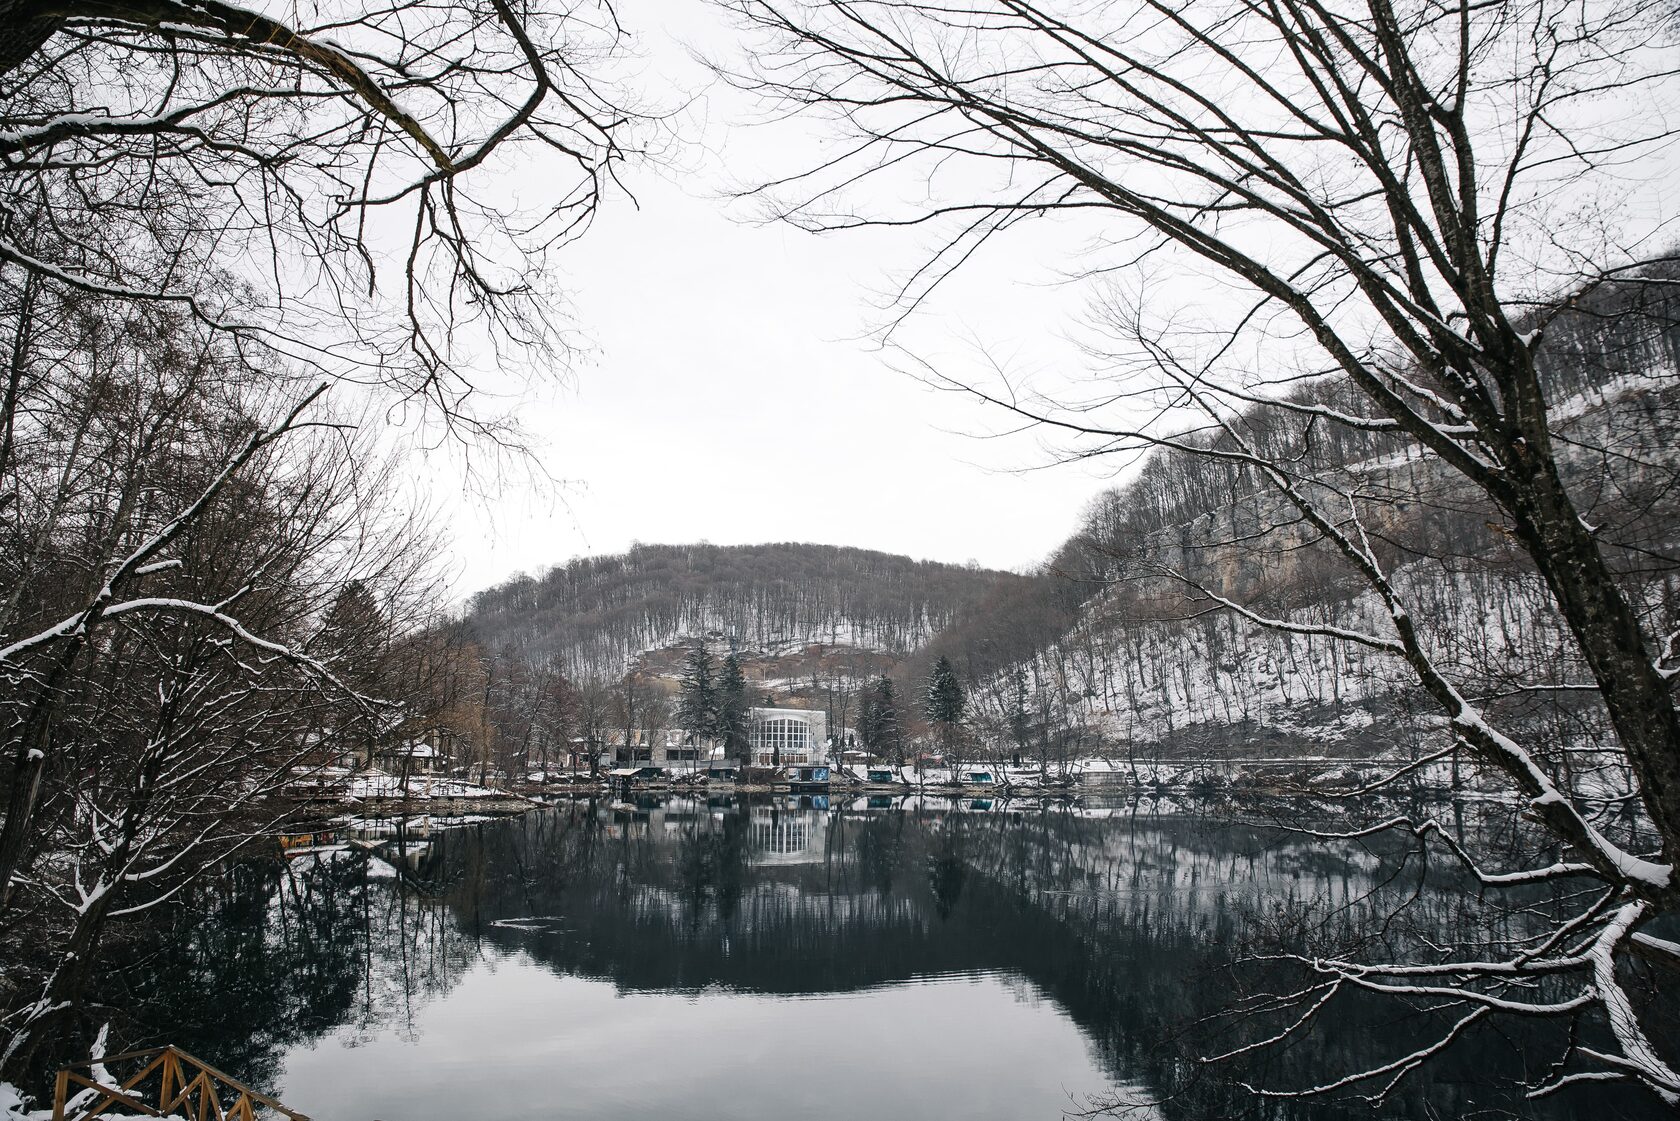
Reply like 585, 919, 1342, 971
316, 579, 389, 763
872, 676, 903, 765
717, 651, 750, 765
856, 683, 880, 757
924, 656, 965, 773
857, 679, 881, 757
677, 641, 718, 747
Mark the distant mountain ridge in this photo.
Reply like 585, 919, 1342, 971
468, 542, 1026, 677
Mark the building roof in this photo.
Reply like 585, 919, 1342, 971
382, 741, 438, 759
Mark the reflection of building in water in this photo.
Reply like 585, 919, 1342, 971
748, 805, 829, 865
597, 796, 707, 838
747, 708, 829, 767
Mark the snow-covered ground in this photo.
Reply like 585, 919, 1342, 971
344, 769, 510, 800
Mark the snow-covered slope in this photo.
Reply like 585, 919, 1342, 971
468, 542, 1027, 676
962, 280, 1680, 758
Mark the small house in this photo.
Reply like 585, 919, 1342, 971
1078, 766, 1130, 789
374, 740, 441, 776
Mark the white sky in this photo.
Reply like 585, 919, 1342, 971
421, 0, 1680, 602
423, 0, 1121, 600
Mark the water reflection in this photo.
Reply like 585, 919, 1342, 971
115, 796, 1663, 1120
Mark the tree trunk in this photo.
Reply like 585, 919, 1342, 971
1505, 452, 1680, 862
0, 742, 46, 908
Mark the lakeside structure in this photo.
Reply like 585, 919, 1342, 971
745, 707, 830, 768
565, 706, 834, 776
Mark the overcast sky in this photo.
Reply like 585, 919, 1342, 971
423, 0, 1124, 601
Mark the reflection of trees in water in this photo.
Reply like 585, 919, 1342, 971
945, 802, 1664, 1121
110, 856, 363, 1088
113, 846, 478, 1088
926, 820, 968, 921
676, 809, 750, 927
117, 798, 1663, 1120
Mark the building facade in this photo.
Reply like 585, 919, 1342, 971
609, 730, 701, 769
746, 707, 829, 768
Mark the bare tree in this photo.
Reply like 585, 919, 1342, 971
574, 674, 614, 777
0, 337, 436, 1077
639, 684, 676, 772
0, 306, 341, 907
0, 0, 635, 430
723, 0, 1680, 1103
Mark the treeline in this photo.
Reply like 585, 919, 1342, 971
468, 542, 1029, 675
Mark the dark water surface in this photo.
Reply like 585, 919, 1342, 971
113, 795, 1663, 1120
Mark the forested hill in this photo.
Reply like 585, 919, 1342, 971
468, 542, 1026, 675
925, 265, 1680, 756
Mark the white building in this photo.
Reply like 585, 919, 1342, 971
745, 707, 829, 767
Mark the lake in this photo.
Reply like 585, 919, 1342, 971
112, 795, 1664, 1120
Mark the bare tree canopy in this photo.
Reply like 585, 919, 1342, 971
0, 0, 641, 1063
720, 0, 1680, 1104
0, 0, 635, 426
0, 288, 457, 1075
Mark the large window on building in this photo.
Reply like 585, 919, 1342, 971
752, 716, 810, 765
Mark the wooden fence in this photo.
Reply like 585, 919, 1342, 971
52, 1045, 308, 1121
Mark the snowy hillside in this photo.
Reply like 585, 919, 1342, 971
468, 542, 1026, 676
961, 277, 1680, 761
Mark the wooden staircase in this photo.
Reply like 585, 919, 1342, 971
52, 1045, 308, 1121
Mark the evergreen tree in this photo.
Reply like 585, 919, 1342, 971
924, 656, 965, 771
856, 684, 880, 757
717, 651, 751, 766
872, 677, 903, 765
858, 675, 904, 763
676, 641, 718, 747
316, 579, 389, 762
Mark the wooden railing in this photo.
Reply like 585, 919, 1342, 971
52, 1045, 309, 1121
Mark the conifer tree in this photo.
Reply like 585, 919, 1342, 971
872, 676, 903, 765
856, 684, 880, 757
717, 651, 751, 766
924, 656, 965, 773
677, 641, 718, 747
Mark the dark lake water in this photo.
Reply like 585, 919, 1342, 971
110, 795, 1666, 1120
